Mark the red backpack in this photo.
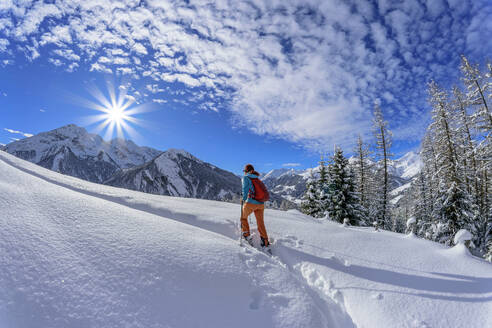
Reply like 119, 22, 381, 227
249, 178, 270, 202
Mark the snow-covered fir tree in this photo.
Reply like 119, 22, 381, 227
412, 170, 433, 238
457, 57, 491, 254
460, 55, 492, 133
372, 103, 393, 231
301, 172, 321, 217
325, 146, 364, 225
317, 155, 330, 217
352, 135, 373, 216
427, 80, 476, 245
485, 214, 492, 262
301, 157, 330, 218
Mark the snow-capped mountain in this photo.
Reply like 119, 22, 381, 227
391, 151, 422, 180
2, 124, 243, 201
1, 124, 294, 205
263, 151, 422, 204
104, 148, 241, 200
2, 124, 161, 183
263, 168, 312, 204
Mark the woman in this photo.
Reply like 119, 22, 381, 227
241, 163, 270, 248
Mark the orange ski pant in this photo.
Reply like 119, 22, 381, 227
241, 202, 269, 242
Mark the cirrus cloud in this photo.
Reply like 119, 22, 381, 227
4, 128, 33, 138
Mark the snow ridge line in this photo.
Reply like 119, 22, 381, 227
0, 153, 237, 239
1, 152, 358, 327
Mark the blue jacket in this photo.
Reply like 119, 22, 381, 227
242, 173, 264, 204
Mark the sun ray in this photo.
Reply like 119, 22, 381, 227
119, 120, 144, 143
78, 80, 154, 143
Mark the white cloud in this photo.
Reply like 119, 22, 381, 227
40, 25, 72, 46
0, 0, 489, 151
67, 62, 79, 72
4, 128, 33, 138
40, 109, 46, 112
48, 58, 63, 66
117, 67, 133, 75
53, 49, 80, 61
282, 163, 301, 167
13, 2, 61, 39
132, 43, 147, 55
425, 0, 446, 18
0, 38, 8, 52
124, 95, 136, 102
90, 62, 112, 74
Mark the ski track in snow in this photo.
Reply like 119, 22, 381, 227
1, 150, 491, 328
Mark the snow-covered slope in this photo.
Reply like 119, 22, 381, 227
1, 150, 491, 328
389, 151, 422, 181
2, 124, 161, 183
104, 148, 241, 201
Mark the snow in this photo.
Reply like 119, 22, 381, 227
395, 151, 422, 179
390, 181, 412, 196
454, 229, 473, 245
263, 168, 292, 181
165, 148, 201, 163
217, 189, 230, 199
407, 217, 417, 227
154, 152, 189, 196
390, 194, 403, 204
1, 150, 491, 328
3, 124, 161, 169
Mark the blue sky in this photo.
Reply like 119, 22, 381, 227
0, 0, 491, 174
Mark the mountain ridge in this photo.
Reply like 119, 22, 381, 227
2, 124, 421, 206
262, 152, 422, 205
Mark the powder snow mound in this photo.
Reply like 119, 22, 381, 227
454, 229, 473, 245
1, 150, 491, 328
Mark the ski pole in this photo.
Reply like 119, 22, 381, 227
239, 199, 244, 245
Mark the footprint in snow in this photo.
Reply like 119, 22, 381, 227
372, 293, 383, 300
267, 293, 290, 307
332, 256, 351, 267
411, 318, 430, 328
278, 235, 304, 248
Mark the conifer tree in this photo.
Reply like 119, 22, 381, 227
352, 135, 373, 215
372, 103, 393, 230
413, 170, 432, 238
427, 80, 475, 245
460, 55, 492, 132
326, 146, 364, 225
317, 155, 330, 216
301, 172, 321, 217
452, 86, 480, 200
458, 57, 492, 253
485, 214, 492, 262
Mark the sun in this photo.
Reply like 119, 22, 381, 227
107, 105, 126, 125
79, 80, 152, 141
